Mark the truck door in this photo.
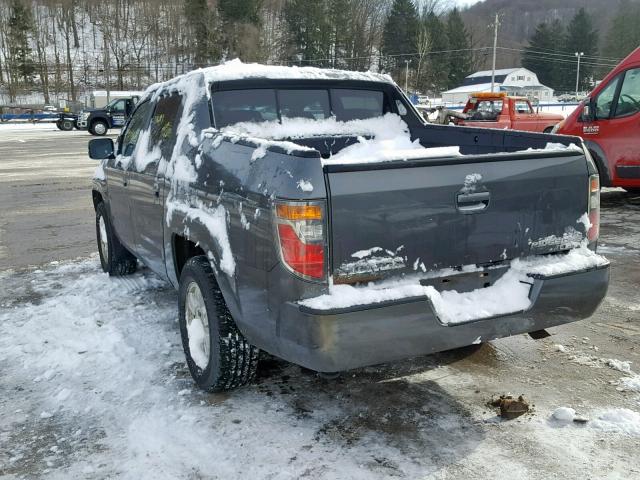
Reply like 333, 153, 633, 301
107, 100, 154, 252
512, 99, 538, 131
583, 67, 640, 186
128, 93, 183, 279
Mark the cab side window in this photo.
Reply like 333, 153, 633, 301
149, 94, 183, 160
111, 99, 126, 113
595, 76, 620, 119
514, 100, 532, 114
613, 68, 640, 118
119, 101, 152, 157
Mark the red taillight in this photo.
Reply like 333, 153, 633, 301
588, 174, 600, 242
274, 201, 326, 280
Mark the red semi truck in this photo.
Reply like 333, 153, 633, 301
456, 93, 564, 133
555, 47, 640, 193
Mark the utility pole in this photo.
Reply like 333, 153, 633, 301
104, 37, 111, 103
575, 52, 584, 99
404, 59, 410, 93
490, 13, 500, 93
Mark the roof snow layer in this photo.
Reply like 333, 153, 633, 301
143, 59, 393, 99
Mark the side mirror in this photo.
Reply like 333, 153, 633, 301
581, 100, 594, 122
89, 138, 115, 160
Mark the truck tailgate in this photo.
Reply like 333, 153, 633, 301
325, 151, 589, 282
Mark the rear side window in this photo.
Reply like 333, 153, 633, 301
331, 89, 384, 121
613, 68, 640, 118
213, 89, 278, 127
278, 90, 330, 120
149, 94, 183, 160
120, 101, 152, 157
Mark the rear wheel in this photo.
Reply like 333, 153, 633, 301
60, 119, 73, 131
95, 202, 137, 276
90, 119, 108, 136
179, 256, 259, 392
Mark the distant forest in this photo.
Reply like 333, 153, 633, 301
0, 0, 638, 105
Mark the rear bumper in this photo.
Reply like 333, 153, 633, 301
276, 264, 610, 372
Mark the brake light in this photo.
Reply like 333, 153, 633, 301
274, 201, 326, 280
587, 174, 600, 242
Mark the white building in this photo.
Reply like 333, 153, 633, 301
441, 68, 554, 105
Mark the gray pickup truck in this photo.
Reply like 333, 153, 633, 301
89, 62, 609, 392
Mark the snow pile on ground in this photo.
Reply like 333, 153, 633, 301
221, 113, 461, 165
1, 257, 637, 478
0, 122, 57, 131
590, 409, 640, 436
301, 243, 607, 323
551, 407, 576, 423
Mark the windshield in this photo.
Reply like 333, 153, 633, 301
212, 88, 387, 128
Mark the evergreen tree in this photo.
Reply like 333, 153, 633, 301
522, 20, 565, 91
380, 0, 419, 79
445, 8, 472, 90
7, 0, 35, 84
184, 0, 220, 67
564, 8, 598, 91
283, 0, 332, 67
421, 12, 448, 93
604, 0, 640, 60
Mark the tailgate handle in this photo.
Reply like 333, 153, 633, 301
456, 191, 490, 213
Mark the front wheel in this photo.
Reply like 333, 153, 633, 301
90, 119, 108, 136
60, 119, 74, 131
95, 202, 137, 276
543, 126, 554, 134
179, 256, 259, 392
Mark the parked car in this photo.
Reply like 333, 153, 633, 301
456, 93, 564, 133
89, 62, 609, 392
554, 47, 640, 194
78, 96, 140, 135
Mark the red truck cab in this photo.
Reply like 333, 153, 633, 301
458, 93, 563, 133
556, 47, 640, 193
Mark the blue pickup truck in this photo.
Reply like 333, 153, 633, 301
88, 61, 609, 392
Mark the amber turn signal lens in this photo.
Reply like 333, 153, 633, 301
590, 176, 600, 193
276, 204, 322, 221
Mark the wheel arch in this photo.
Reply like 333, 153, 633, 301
583, 141, 612, 186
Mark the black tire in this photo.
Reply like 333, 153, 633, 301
60, 119, 74, 131
95, 202, 137, 276
55, 120, 63, 130
543, 126, 554, 133
179, 256, 259, 392
89, 119, 108, 136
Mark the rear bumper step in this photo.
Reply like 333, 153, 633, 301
276, 264, 609, 372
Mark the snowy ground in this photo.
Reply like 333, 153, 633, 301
1, 124, 640, 479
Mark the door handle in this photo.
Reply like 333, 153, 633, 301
153, 182, 160, 198
456, 191, 490, 213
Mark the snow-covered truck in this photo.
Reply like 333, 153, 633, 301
88, 61, 610, 392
